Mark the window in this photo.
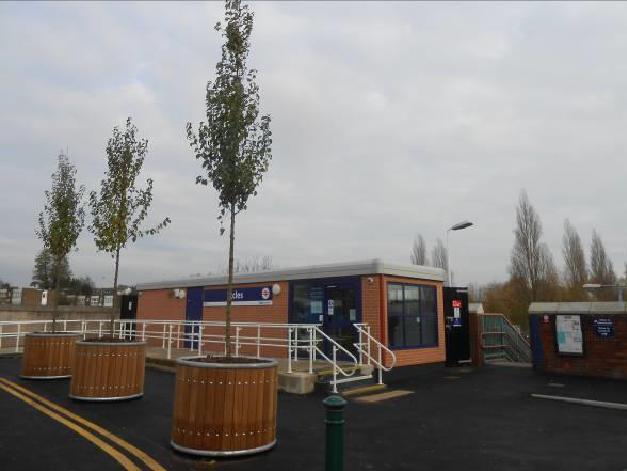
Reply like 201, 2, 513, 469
387, 283, 438, 348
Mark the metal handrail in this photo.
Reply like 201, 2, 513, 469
353, 323, 396, 371
479, 313, 531, 362
353, 323, 397, 385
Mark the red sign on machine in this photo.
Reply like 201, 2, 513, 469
452, 300, 462, 309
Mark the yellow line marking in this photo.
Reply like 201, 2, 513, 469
0, 377, 166, 471
353, 390, 414, 403
0, 382, 140, 471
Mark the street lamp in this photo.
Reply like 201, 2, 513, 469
446, 220, 473, 286
583, 283, 625, 302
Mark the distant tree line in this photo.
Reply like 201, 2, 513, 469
477, 190, 621, 330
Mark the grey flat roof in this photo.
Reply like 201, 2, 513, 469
136, 258, 445, 290
529, 301, 627, 315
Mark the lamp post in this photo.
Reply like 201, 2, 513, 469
446, 220, 473, 286
583, 283, 625, 302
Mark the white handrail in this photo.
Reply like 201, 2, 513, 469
353, 323, 396, 372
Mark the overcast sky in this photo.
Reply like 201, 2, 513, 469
1, 1, 626, 288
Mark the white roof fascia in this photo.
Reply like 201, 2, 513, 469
136, 258, 445, 291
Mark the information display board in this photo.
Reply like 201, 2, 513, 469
555, 314, 583, 355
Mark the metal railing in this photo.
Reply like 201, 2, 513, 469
353, 323, 397, 385
0, 318, 395, 391
479, 314, 531, 363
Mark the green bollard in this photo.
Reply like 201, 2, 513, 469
323, 394, 347, 471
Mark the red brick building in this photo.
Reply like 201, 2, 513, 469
530, 302, 627, 379
136, 259, 446, 367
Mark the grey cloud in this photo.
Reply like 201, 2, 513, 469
2, 2, 627, 288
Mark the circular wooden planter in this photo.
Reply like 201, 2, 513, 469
69, 340, 146, 401
20, 332, 80, 379
171, 356, 278, 457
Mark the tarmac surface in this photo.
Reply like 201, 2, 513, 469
2, 356, 627, 470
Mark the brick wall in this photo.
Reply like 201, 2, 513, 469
136, 289, 186, 321
537, 314, 627, 379
358, 275, 445, 367
137, 281, 289, 358
202, 281, 289, 358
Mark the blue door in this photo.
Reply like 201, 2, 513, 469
185, 287, 203, 349
323, 283, 360, 360
288, 278, 361, 361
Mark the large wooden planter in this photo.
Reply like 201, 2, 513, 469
69, 340, 146, 401
171, 356, 278, 457
20, 332, 80, 379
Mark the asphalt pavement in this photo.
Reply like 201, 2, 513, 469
2, 356, 627, 471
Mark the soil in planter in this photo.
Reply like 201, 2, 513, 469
192, 356, 276, 365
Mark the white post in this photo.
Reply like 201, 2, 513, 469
377, 343, 383, 385
313, 327, 317, 361
15, 324, 21, 353
43, 322, 48, 333
64, 319, 67, 332
177, 324, 181, 349
367, 325, 372, 365
357, 327, 363, 365
235, 327, 241, 357
308, 326, 313, 374
293, 328, 298, 362
162, 324, 166, 348
98, 321, 102, 338
332, 346, 338, 394
256, 325, 261, 358
287, 327, 293, 374
167, 324, 173, 360
189, 322, 195, 352
198, 325, 203, 356
82, 320, 86, 340
142, 322, 146, 341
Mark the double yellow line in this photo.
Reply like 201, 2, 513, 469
0, 377, 166, 471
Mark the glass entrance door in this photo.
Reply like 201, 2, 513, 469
289, 278, 361, 360
323, 284, 358, 359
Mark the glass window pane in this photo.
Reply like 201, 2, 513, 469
404, 314, 421, 346
420, 286, 438, 346
404, 285, 419, 317
388, 315, 404, 347
387, 284, 403, 316
292, 283, 311, 323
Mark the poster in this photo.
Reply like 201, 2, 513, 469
593, 318, 614, 338
555, 315, 583, 355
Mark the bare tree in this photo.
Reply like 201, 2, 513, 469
431, 238, 448, 272
510, 190, 546, 302
232, 255, 275, 273
562, 219, 587, 291
410, 234, 428, 265
590, 229, 616, 285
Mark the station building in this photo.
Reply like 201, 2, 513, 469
135, 259, 447, 367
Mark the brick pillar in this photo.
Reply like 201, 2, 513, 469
469, 312, 483, 367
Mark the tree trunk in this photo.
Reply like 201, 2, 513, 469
52, 255, 62, 333
111, 247, 120, 338
224, 204, 236, 358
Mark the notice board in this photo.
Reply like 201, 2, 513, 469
555, 315, 583, 355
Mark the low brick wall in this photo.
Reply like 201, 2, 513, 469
0, 305, 116, 350
0, 304, 113, 322
531, 313, 627, 379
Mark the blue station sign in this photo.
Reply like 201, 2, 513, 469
203, 286, 273, 306
593, 318, 614, 338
